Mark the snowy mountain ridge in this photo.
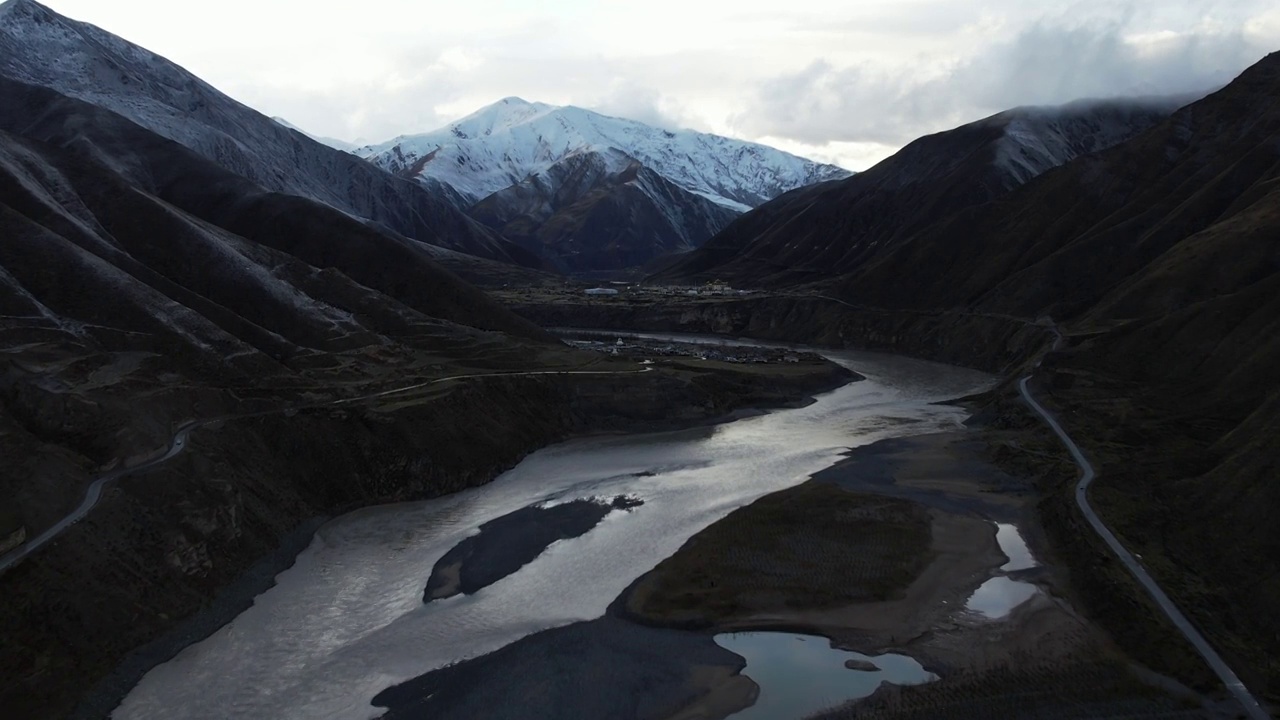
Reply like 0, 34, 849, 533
0, 0, 536, 267
356, 97, 852, 210
990, 96, 1196, 186
468, 146, 740, 272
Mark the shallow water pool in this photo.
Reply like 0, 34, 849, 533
715, 632, 935, 719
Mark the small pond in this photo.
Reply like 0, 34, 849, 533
995, 523, 1036, 571
965, 523, 1039, 618
715, 632, 935, 719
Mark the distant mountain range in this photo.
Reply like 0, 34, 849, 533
352, 98, 850, 272
356, 97, 850, 210
0, 0, 853, 274
0, 0, 540, 269
0, 74, 543, 360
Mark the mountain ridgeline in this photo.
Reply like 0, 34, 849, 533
468, 148, 741, 272
0, 0, 542, 269
357, 97, 851, 272
0, 76, 545, 353
655, 97, 1187, 286
0, 0, 858, 275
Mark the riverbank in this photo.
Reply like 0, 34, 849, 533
371, 616, 757, 720
70, 518, 328, 719
1, 356, 856, 719
507, 292, 1255, 706
615, 430, 1210, 718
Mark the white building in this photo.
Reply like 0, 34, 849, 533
584, 287, 619, 296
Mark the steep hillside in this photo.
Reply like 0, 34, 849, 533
0, 73, 558, 542
656, 97, 1183, 286
0, 0, 540, 268
0, 77, 544, 345
357, 97, 850, 210
859, 62, 1280, 695
355, 97, 849, 273
646, 52, 1280, 699
469, 148, 739, 272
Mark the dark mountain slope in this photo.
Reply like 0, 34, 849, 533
834, 63, 1280, 319
0, 77, 562, 719
0, 0, 542, 269
470, 149, 739, 272
656, 98, 1182, 286
0, 76, 543, 345
647, 52, 1280, 698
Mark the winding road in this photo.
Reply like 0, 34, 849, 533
0, 365, 651, 575
1019, 338, 1270, 719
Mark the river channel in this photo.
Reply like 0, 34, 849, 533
114, 336, 994, 719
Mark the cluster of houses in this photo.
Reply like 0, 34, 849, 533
581, 281, 753, 297
566, 337, 804, 364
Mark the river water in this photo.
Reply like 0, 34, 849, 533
114, 339, 993, 720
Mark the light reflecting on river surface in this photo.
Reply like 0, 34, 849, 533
115, 339, 993, 720
716, 632, 935, 720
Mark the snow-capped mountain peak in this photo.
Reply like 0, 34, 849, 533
356, 100, 851, 210
0, 0, 535, 267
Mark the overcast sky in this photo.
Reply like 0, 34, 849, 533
40, 0, 1280, 169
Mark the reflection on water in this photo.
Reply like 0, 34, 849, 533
996, 524, 1035, 571
115, 339, 993, 720
966, 523, 1039, 618
965, 577, 1039, 619
716, 632, 935, 720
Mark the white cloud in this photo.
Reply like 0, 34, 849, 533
733, 5, 1277, 165
37, 0, 1280, 170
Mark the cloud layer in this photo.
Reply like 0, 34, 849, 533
40, 0, 1280, 169
734, 11, 1275, 149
